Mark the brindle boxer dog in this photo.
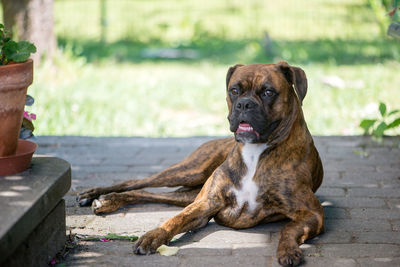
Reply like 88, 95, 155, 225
77, 61, 324, 267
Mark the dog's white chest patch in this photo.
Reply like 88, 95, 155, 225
232, 143, 267, 212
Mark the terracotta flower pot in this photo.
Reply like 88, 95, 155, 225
0, 59, 33, 157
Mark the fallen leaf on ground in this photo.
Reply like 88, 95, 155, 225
76, 233, 138, 242
156, 245, 179, 256
352, 149, 369, 158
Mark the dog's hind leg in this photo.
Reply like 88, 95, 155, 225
77, 137, 235, 206
90, 186, 201, 214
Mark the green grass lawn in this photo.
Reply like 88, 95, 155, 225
5, 0, 400, 136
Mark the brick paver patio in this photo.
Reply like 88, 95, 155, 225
35, 136, 400, 267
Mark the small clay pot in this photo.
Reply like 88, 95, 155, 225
0, 139, 37, 176
0, 59, 33, 157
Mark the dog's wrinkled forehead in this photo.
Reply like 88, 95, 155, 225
227, 64, 287, 92
226, 62, 308, 105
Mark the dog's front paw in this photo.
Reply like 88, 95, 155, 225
277, 246, 303, 267
76, 187, 104, 206
133, 228, 170, 255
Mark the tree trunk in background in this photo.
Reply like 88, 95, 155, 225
1, 0, 56, 64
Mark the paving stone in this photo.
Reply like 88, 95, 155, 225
307, 230, 352, 244
347, 188, 400, 198
323, 207, 349, 219
177, 242, 232, 256
354, 231, 400, 244
183, 227, 270, 244
316, 136, 364, 147
387, 199, 400, 210
72, 171, 144, 181
271, 257, 358, 267
376, 165, 400, 173
271, 229, 351, 245
179, 255, 270, 267
323, 162, 376, 172
322, 171, 341, 179
64, 194, 78, 208
81, 209, 182, 235
316, 187, 346, 197
322, 174, 379, 188
66, 241, 181, 267
320, 244, 400, 258
319, 197, 386, 208
232, 243, 277, 256
380, 179, 400, 188
32, 136, 400, 266
73, 165, 130, 173
305, 257, 358, 267
350, 208, 400, 219
392, 220, 400, 231
357, 257, 400, 267
325, 218, 392, 232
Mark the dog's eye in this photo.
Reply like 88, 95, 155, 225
263, 89, 275, 97
230, 88, 240, 96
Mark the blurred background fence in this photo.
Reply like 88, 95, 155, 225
1, 0, 399, 137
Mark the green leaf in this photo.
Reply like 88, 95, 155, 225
388, 109, 400, 116
359, 119, 376, 134
3, 40, 17, 56
386, 118, 400, 129
3, 40, 36, 62
373, 121, 387, 137
103, 233, 138, 241
352, 149, 369, 158
379, 102, 387, 117
77, 233, 138, 242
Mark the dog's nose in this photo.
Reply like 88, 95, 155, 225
236, 97, 256, 111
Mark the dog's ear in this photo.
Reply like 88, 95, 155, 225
277, 61, 308, 105
226, 64, 244, 88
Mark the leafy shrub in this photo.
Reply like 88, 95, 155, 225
360, 102, 400, 138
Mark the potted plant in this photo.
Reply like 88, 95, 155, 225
0, 23, 36, 173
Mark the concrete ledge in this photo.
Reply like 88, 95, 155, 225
3, 200, 66, 267
0, 156, 71, 263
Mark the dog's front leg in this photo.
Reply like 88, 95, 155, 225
277, 189, 324, 267
133, 199, 222, 255
133, 175, 225, 255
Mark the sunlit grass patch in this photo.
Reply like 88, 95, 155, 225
13, 0, 400, 136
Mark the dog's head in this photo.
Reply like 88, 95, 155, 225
226, 61, 308, 144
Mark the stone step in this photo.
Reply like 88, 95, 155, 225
0, 156, 71, 264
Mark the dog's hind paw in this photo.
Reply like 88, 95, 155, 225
91, 193, 122, 215
77, 197, 92, 207
76, 187, 104, 206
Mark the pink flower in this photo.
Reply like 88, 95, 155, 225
50, 258, 56, 265
23, 111, 30, 120
23, 111, 36, 121
100, 238, 110, 242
